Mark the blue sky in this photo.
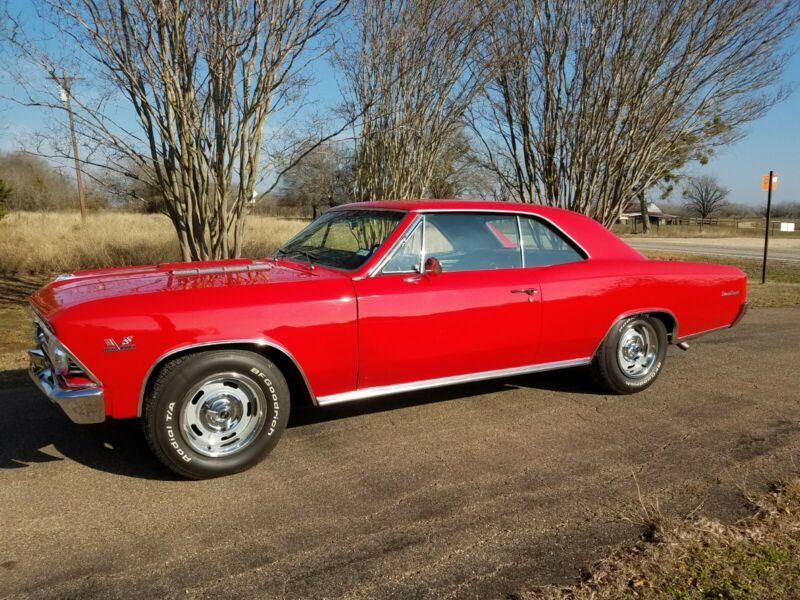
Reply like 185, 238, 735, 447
692, 30, 800, 206
1, 6, 798, 207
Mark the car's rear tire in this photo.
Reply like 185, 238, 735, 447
142, 350, 290, 479
592, 315, 667, 394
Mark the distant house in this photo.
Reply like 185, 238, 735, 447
618, 201, 680, 226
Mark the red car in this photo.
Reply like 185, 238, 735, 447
29, 201, 748, 478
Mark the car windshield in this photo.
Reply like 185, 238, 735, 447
276, 209, 405, 270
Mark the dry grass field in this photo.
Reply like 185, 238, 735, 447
0, 211, 308, 275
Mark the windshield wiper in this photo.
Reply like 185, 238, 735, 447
281, 247, 321, 270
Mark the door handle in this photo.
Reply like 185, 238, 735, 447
511, 288, 537, 296
403, 275, 424, 283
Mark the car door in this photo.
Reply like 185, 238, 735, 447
352, 212, 542, 390
516, 214, 593, 364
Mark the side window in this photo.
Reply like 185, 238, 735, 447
485, 217, 521, 249
382, 221, 423, 273
424, 213, 522, 272
519, 216, 584, 267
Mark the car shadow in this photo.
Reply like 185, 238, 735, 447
0, 366, 598, 480
288, 366, 599, 427
0, 369, 178, 480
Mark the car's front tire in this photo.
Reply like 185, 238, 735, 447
592, 315, 667, 394
142, 350, 290, 479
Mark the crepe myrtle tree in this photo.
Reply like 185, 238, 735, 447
2, 0, 347, 261
473, 0, 800, 226
336, 0, 497, 201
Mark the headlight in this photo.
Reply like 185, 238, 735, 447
31, 312, 78, 378
49, 342, 71, 376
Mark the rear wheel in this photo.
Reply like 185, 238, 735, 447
592, 316, 667, 394
142, 350, 290, 479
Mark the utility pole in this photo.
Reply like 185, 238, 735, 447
48, 71, 87, 220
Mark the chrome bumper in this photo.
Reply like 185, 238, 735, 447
28, 347, 106, 424
731, 301, 749, 328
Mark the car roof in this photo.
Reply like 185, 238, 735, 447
335, 199, 569, 217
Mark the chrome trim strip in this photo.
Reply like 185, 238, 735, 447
675, 301, 749, 342
367, 214, 424, 277
137, 338, 317, 416
315, 357, 592, 406
676, 324, 733, 342
54, 266, 160, 282
420, 214, 427, 272
407, 208, 591, 260
170, 263, 272, 276
366, 209, 588, 278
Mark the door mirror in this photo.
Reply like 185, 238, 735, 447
424, 256, 443, 276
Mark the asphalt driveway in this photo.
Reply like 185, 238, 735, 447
1, 307, 799, 599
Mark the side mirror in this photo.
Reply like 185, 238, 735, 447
424, 256, 442, 276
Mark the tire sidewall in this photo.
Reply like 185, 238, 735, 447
148, 352, 290, 478
603, 317, 667, 393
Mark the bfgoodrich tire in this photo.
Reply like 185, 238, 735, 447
142, 350, 290, 479
592, 316, 668, 395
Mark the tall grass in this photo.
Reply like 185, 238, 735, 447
0, 211, 308, 274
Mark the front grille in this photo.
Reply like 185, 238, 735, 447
31, 312, 97, 389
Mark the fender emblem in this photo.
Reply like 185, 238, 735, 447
104, 336, 136, 352
721, 290, 740, 297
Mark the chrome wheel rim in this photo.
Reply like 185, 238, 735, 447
616, 320, 659, 379
180, 372, 266, 458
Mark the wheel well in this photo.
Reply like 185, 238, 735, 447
645, 311, 678, 342
140, 343, 315, 416
594, 310, 679, 358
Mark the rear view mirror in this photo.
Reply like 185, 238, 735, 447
424, 256, 442, 276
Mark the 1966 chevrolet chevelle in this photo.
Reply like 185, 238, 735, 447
29, 200, 748, 478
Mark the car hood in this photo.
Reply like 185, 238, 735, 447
30, 258, 327, 321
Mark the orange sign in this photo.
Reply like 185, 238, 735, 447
762, 174, 778, 191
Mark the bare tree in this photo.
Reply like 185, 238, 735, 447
336, 0, 495, 200
770, 201, 800, 219
3, 0, 346, 260
0, 151, 78, 211
475, 0, 800, 225
0, 176, 10, 219
426, 129, 500, 199
682, 175, 729, 221
276, 140, 354, 215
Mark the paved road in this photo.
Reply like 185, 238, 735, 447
2, 308, 800, 599
627, 237, 800, 263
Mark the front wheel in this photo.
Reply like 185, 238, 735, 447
142, 350, 290, 479
592, 316, 667, 394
